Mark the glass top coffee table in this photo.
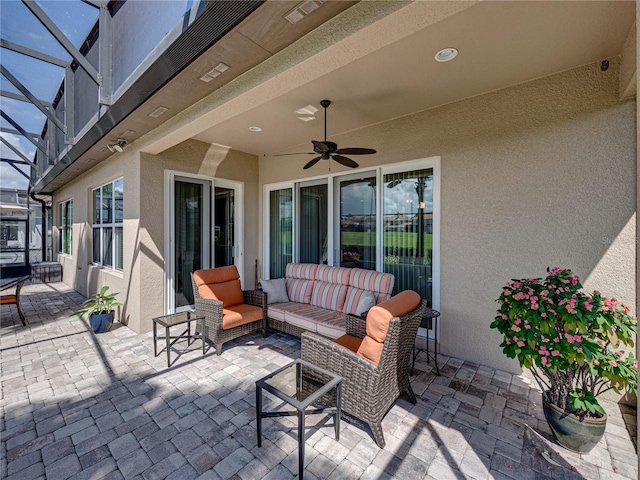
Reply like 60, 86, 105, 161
256, 359, 342, 480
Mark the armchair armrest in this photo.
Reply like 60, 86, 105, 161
301, 331, 378, 380
345, 314, 367, 339
243, 289, 267, 308
194, 297, 224, 330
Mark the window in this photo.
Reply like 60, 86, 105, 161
264, 158, 439, 319
92, 178, 123, 271
59, 199, 72, 255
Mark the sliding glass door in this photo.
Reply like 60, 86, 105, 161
382, 168, 434, 307
298, 182, 328, 265
268, 188, 293, 279
336, 174, 376, 270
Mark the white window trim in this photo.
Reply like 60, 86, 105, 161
58, 198, 73, 256
91, 178, 123, 272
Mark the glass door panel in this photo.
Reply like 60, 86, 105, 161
383, 169, 434, 312
214, 187, 235, 268
298, 184, 328, 264
175, 180, 208, 309
338, 176, 376, 269
269, 188, 292, 279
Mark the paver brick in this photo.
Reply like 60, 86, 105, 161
6, 450, 41, 476
5, 461, 44, 480
78, 444, 111, 469
45, 453, 81, 480
213, 447, 254, 479
116, 448, 152, 479
75, 428, 118, 457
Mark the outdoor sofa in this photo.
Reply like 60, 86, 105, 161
262, 263, 395, 339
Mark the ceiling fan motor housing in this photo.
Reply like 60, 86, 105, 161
314, 141, 338, 158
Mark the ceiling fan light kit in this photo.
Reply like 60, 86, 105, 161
277, 99, 376, 169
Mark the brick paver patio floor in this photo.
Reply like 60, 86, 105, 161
1, 282, 637, 479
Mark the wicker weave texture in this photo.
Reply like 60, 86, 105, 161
301, 300, 427, 448
191, 273, 267, 355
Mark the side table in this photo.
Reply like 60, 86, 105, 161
411, 307, 440, 375
256, 359, 342, 480
152, 311, 206, 367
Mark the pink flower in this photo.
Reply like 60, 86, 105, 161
597, 339, 606, 347
512, 281, 521, 288
593, 360, 600, 366
514, 319, 522, 325
511, 325, 521, 332
551, 350, 560, 357
633, 362, 637, 369
525, 324, 531, 330
578, 392, 583, 397
576, 347, 583, 353
573, 335, 581, 343
609, 360, 618, 367
584, 302, 592, 311
503, 289, 511, 296
517, 341, 525, 347
512, 336, 519, 342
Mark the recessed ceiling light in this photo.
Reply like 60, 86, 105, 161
435, 47, 458, 62
148, 106, 168, 118
214, 62, 229, 73
249, 126, 262, 132
298, 0, 319, 15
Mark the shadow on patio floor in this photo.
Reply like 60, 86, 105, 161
0, 282, 637, 479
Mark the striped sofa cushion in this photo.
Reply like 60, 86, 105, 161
285, 263, 318, 304
342, 269, 395, 315
310, 265, 351, 311
284, 304, 344, 336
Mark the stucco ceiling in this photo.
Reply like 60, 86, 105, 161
188, 0, 636, 157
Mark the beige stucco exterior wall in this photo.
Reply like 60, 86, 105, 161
260, 59, 637, 372
52, 149, 140, 327
53, 138, 259, 334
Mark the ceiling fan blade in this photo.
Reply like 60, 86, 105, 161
312, 140, 330, 152
334, 147, 377, 155
303, 156, 322, 170
332, 155, 359, 168
273, 152, 316, 156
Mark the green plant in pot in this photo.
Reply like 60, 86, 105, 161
72, 286, 122, 333
490, 267, 637, 453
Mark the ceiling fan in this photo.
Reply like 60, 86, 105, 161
276, 99, 376, 169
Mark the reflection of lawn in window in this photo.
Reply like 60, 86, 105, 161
341, 232, 432, 250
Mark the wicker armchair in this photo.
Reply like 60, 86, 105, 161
191, 266, 266, 355
301, 291, 426, 448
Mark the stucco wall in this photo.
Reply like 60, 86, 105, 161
260, 60, 637, 372
135, 141, 260, 333
52, 149, 138, 326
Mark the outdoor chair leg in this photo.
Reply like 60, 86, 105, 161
370, 421, 386, 449
17, 304, 27, 326
215, 342, 224, 355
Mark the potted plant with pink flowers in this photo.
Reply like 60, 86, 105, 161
490, 267, 637, 453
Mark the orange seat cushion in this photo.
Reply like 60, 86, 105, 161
0, 294, 17, 305
357, 290, 421, 365
334, 334, 363, 354
222, 303, 264, 330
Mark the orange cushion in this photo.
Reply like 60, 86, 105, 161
222, 303, 264, 329
356, 290, 422, 365
365, 290, 422, 342
0, 295, 17, 305
193, 266, 239, 286
334, 334, 363, 354
357, 337, 385, 365
199, 279, 243, 307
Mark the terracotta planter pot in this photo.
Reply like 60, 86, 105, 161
90, 311, 114, 333
542, 397, 607, 453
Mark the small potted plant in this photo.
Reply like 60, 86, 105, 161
72, 286, 122, 333
490, 267, 637, 453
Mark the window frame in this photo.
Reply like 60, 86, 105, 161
58, 199, 73, 256
91, 178, 123, 272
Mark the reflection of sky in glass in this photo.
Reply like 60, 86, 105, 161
384, 175, 433, 215
341, 180, 375, 216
